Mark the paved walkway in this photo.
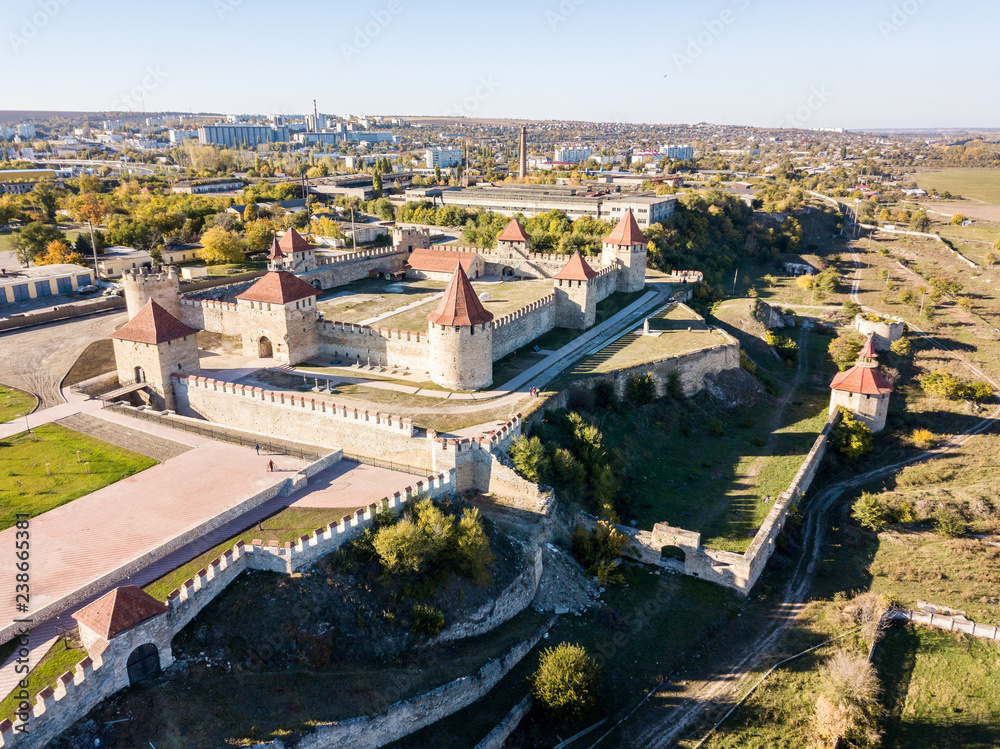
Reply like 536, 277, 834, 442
288, 461, 420, 508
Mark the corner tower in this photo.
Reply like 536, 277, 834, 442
122, 265, 181, 320
553, 251, 598, 329
427, 264, 494, 391
109, 299, 200, 410
236, 271, 319, 364
601, 208, 648, 293
829, 336, 894, 432
496, 217, 531, 258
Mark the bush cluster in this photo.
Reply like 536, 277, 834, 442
920, 370, 993, 402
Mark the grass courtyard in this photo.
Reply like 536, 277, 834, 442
0, 384, 35, 424
316, 277, 446, 324
0, 423, 157, 530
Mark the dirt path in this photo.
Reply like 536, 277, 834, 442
616, 262, 1000, 748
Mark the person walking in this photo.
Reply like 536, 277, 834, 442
255, 442, 260, 455
268, 459, 274, 472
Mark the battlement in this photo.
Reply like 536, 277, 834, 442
429, 414, 522, 453
172, 375, 414, 436
317, 246, 405, 268
179, 297, 238, 312
121, 265, 179, 284
320, 320, 426, 343
491, 293, 555, 330
6, 652, 104, 742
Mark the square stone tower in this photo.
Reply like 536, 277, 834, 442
829, 336, 894, 432
601, 208, 648, 293
496, 217, 532, 259
553, 251, 598, 329
427, 264, 494, 391
109, 299, 200, 410
235, 271, 319, 364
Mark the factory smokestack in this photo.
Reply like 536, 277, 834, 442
518, 126, 527, 180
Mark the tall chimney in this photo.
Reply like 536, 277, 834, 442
518, 126, 527, 180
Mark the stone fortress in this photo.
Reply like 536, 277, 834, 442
113, 209, 672, 403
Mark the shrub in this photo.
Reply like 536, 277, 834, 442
935, 506, 966, 538
920, 370, 962, 399
509, 435, 549, 483
813, 649, 884, 749
594, 381, 617, 410
665, 371, 684, 399
843, 301, 862, 319
532, 643, 598, 720
708, 418, 726, 437
832, 409, 874, 459
829, 333, 863, 370
625, 373, 657, 406
889, 337, 912, 357
894, 502, 917, 524
911, 428, 935, 449
551, 448, 586, 493
451, 508, 494, 585
739, 349, 757, 374
571, 521, 628, 583
796, 274, 815, 290
851, 492, 888, 531
410, 603, 445, 637
963, 380, 993, 402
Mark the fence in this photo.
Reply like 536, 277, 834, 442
106, 404, 324, 460
341, 451, 431, 477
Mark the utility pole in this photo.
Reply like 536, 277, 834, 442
350, 206, 357, 252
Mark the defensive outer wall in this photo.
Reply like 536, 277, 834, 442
3, 470, 464, 748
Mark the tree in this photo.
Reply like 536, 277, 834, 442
244, 220, 275, 255
434, 164, 442, 183
12, 222, 66, 265
829, 333, 863, 370
509, 435, 549, 483
71, 193, 112, 277
920, 370, 963, 400
242, 203, 259, 222
910, 211, 930, 232
832, 409, 874, 458
532, 643, 598, 720
950, 213, 967, 226
625, 373, 657, 406
372, 170, 383, 198
851, 492, 888, 531
29, 181, 59, 223
34, 240, 85, 266
889, 337, 912, 357
199, 227, 246, 264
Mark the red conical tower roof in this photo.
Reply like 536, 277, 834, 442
604, 208, 647, 247
267, 237, 285, 260
427, 263, 494, 327
110, 299, 197, 345
498, 217, 531, 244
278, 227, 312, 253
858, 335, 878, 361
554, 250, 598, 281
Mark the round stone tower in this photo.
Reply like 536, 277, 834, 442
427, 264, 494, 391
122, 265, 181, 320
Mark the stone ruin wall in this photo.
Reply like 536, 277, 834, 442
303, 247, 408, 291
318, 321, 430, 372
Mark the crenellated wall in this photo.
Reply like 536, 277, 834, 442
491, 293, 557, 361
319, 321, 429, 372
172, 374, 427, 468
178, 298, 242, 337
301, 247, 408, 291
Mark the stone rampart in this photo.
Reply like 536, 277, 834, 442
318, 321, 429, 372
302, 247, 407, 290
2, 468, 456, 748
893, 609, 1000, 642
590, 263, 619, 303
178, 297, 242, 336
172, 374, 429, 469
853, 313, 904, 351
491, 293, 557, 361
294, 621, 553, 749
473, 695, 532, 749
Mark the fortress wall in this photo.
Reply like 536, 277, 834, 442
172, 375, 432, 469
591, 263, 619, 303
318, 321, 430, 372
302, 247, 408, 291
490, 293, 556, 361
295, 621, 553, 749
178, 298, 242, 337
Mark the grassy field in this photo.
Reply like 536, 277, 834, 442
378, 279, 553, 332
0, 639, 86, 724
317, 278, 445, 323
142, 504, 364, 601
915, 169, 1000, 206
0, 423, 157, 530
0, 385, 35, 424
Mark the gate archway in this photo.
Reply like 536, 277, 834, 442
258, 336, 274, 358
126, 643, 160, 685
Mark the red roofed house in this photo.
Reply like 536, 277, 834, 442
601, 208, 649, 293
829, 335, 894, 432
236, 270, 320, 363
109, 298, 200, 410
427, 264, 494, 390
553, 251, 600, 328
406, 247, 486, 282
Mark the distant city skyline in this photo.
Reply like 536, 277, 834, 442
3, 0, 997, 129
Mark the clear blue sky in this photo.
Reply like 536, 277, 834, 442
3, 0, 996, 129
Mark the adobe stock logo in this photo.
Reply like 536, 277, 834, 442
110, 66, 169, 112
341, 1, 403, 63
877, 0, 930, 39
442, 76, 502, 118
777, 85, 834, 129
546, 0, 586, 31
673, 0, 751, 74
8, 0, 72, 53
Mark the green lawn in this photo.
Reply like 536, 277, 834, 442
142, 505, 364, 601
0, 385, 35, 424
0, 424, 157, 530
0, 640, 86, 723
317, 278, 445, 323
916, 169, 1000, 205
61, 339, 116, 387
